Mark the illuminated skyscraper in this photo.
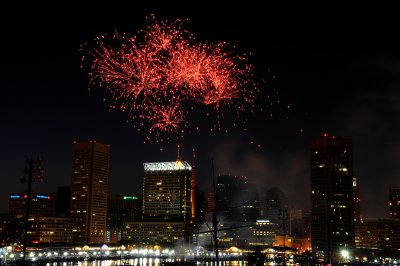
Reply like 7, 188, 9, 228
142, 160, 192, 221
128, 154, 192, 245
310, 134, 355, 264
70, 140, 110, 244
389, 188, 400, 218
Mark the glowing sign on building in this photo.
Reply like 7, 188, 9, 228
9, 194, 51, 200
36, 195, 50, 199
143, 161, 192, 172
123, 196, 138, 200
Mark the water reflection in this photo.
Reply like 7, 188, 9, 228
43, 259, 253, 266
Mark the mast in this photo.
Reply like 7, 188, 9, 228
211, 159, 219, 264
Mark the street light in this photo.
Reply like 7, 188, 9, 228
20, 157, 44, 261
340, 249, 350, 264
340, 249, 349, 258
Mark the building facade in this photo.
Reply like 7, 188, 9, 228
107, 195, 141, 227
106, 195, 141, 243
0, 214, 24, 246
389, 188, 400, 219
216, 175, 260, 224
55, 186, 71, 217
142, 161, 192, 222
70, 140, 110, 244
310, 134, 355, 264
131, 160, 193, 245
248, 219, 277, 247
27, 215, 74, 245
355, 218, 400, 250
123, 221, 190, 246
9, 193, 56, 216
213, 175, 260, 247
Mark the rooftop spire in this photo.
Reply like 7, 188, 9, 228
177, 144, 181, 161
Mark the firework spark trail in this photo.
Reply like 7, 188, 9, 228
142, 17, 188, 55
166, 43, 210, 94
147, 96, 186, 135
89, 35, 166, 112
82, 15, 259, 141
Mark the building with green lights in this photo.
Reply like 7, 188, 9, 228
106, 195, 141, 243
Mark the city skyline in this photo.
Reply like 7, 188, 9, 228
1, 3, 399, 219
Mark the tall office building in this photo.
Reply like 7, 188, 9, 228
107, 195, 141, 227
142, 160, 192, 221
214, 175, 259, 246
265, 187, 287, 224
70, 140, 110, 244
128, 156, 192, 245
216, 175, 259, 223
310, 134, 355, 264
106, 195, 141, 243
389, 188, 400, 218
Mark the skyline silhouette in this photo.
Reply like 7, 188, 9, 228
1, 3, 399, 219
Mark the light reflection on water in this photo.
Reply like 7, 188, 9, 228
43, 259, 254, 266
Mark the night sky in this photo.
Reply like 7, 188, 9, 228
1, 3, 399, 219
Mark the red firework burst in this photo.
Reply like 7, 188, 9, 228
148, 97, 186, 135
81, 15, 258, 141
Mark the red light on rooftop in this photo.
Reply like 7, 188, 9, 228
332, 135, 336, 139
323, 133, 328, 138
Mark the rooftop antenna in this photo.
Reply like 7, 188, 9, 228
177, 144, 181, 161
